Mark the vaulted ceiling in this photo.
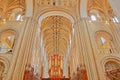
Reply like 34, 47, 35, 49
41, 16, 72, 56
0, 0, 115, 56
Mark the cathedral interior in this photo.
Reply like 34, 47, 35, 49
0, 0, 120, 80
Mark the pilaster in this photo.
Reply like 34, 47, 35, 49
75, 18, 99, 80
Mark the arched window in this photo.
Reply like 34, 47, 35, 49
100, 37, 106, 44
0, 61, 5, 80
87, 0, 116, 22
88, 9, 105, 22
96, 31, 113, 54
90, 14, 97, 21
8, 8, 24, 21
0, 0, 25, 22
0, 30, 16, 53
105, 61, 120, 80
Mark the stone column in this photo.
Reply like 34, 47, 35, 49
63, 57, 68, 78
80, 0, 88, 18
6, 19, 30, 80
40, 35, 49, 78
6, 18, 37, 80
63, 39, 72, 78
25, 0, 33, 17
75, 18, 99, 80
15, 19, 36, 80
42, 50, 49, 78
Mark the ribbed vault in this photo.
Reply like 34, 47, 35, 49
41, 16, 72, 56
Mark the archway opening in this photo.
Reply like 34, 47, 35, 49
41, 15, 72, 78
105, 61, 120, 80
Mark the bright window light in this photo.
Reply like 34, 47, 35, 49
112, 18, 116, 22
100, 37, 106, 44
7, 36, 13, 41
113, 16, 120, 23
91, 15, 97, 21
16, 14, 23, 21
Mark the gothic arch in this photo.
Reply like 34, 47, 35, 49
38, 11, 75, 56
38, 11, 75, 27
37, 11, 75, 78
